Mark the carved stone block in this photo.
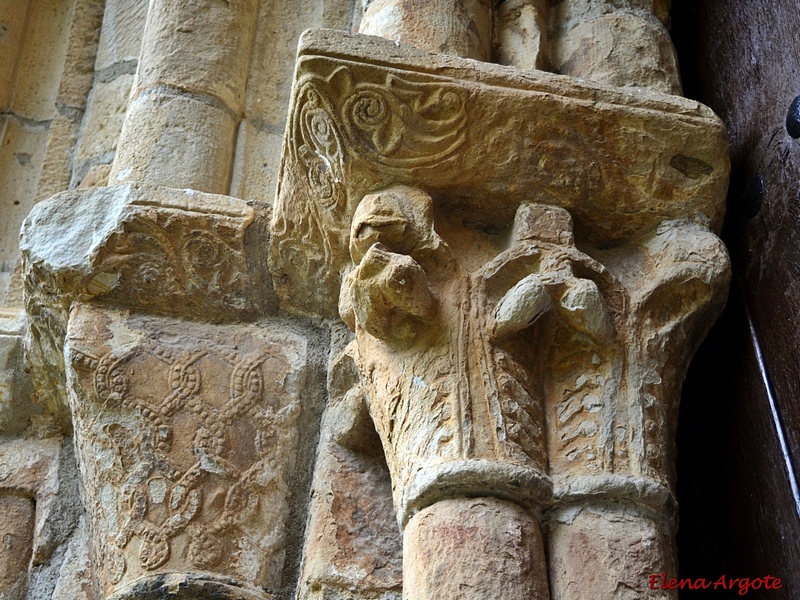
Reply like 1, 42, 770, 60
21, 183, 262, 433
269, 28, 729, 319
270, 28, 731, 598
65, 303, 311, 599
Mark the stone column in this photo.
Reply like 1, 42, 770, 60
359, 0, 493, 60
108, 0, 258, 193
547, 502, 677, 599
270, 29, 730, 599
404, 497, 549, 600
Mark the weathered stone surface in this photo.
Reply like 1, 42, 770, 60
65, 303, 312, 598
268, 26, 730, 599
50, 516, 99, 600
547, 502, 677, 600
298, 334, 402, 600
0, 494, 35, 600
0, 309, 34, 435
3, 3, 738, 598
73, 74, 135, 187
21, 184, 259, 431
134, 0, 258, 115
78, 164, 113, 189
55, 0, 104, 111
94, 0, 148, 73
34, 113, 81, 205
0, 437, 86, 599
105, 0, 259, 197
230, 0, 360, 204
550, 12, 682, 95
494, 0, 549, 70
4, 0, 73, 121
337, 190, 725, 595
0, 118, 49, 283
229, 120, 285, 206
403, 497, 549, 600
108, 91, 237, 194
269, 29, 729, 318
360, 0, 492, 60
23, 184, 257, 318
341, 190, 556, 525
0, 1, 31, 111
0, 0, 103, 309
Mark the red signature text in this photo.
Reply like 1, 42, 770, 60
649, 573, 783, 595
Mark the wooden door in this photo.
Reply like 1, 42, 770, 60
673, 1, 800, 596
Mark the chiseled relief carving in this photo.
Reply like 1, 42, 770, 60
337, 185, 626, 522
270, 31, 729, 325
336, 185, 729, 521
21, 185, 258, 435
271, 65, 469, 317
65, 303, 308, 597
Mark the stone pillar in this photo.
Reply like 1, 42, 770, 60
108, 0, 258, 192
269, 29, 730, 599
359, 0, 493, 60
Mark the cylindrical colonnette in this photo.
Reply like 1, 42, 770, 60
359, 0, 493, 61
109, 0, 258, 193
547, 500, 677, 600
404, 497, 550, 600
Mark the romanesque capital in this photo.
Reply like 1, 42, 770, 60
271, 29, 731, 600
20, 183, 322, 600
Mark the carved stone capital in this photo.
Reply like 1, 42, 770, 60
271, 28, 731, 600
65, 303, 311, 599
269, 28, 729, 319
19, 183, 315, 599
20, 183, 262, 431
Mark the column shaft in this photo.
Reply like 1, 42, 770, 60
360, 0, 493, 60
403, 497, 550, 600
109, 0, 258, 193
